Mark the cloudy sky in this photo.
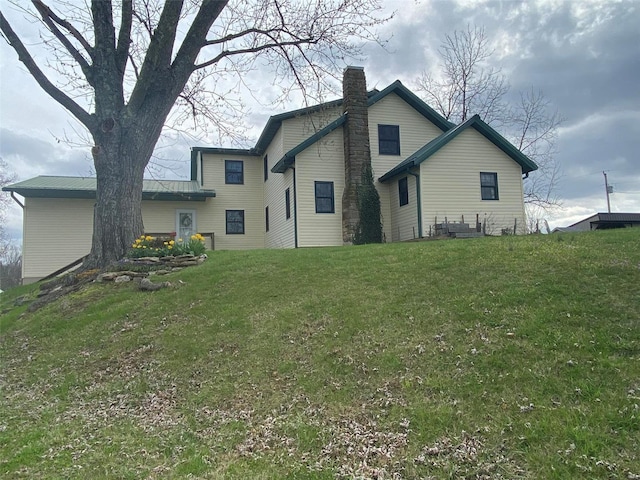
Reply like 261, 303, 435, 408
1, 0, 639, 243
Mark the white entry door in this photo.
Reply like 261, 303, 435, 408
176, 210, 196, 240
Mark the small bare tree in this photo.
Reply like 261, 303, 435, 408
0, 158, 18, 260
0, 244, 22, 290
1, 0, 390, 268
415, 25, 562, 211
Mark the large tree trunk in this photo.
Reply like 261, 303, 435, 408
85, 121, 156, 269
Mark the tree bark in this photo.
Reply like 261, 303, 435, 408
86, 127, 144, 268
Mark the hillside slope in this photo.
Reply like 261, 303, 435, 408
1, 230, 639, 479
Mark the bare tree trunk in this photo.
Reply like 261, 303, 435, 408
85, 122, 157, 269
87, 157, 144, 269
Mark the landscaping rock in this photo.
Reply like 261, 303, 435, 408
139, 278, 171, 291
97, 271, 149, 282
13, 295, 31, 307
114, 275, 132, 283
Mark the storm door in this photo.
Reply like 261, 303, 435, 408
176, 210, 196, 240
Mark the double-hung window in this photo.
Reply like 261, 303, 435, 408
398, 177, 409, 206
226, 210, 245, 234
378, 124, 400, 155
225, 160, 244, 184
480, 172, 499, 200
314, 181, 335, 213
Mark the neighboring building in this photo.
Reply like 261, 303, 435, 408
3, 67, 538, 283
555, 213, 640, 232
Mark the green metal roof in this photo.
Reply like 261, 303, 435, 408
378, 114, 538, 183
3, 176, 216, 201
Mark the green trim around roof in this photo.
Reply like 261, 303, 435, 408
378, 114, 538, 183
253, 90, 378, 155
267, 80, 457, 174
3, 176, 216, 201
367, 80, 455, 132
190, 146, 258, 181
191, 146, 256, 155
271, 114, 347, 173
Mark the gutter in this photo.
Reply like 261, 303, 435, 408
10, 191, 24, 209
406, 170, 422, 238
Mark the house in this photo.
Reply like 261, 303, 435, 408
554, 213, 640, 232
3, 67, 537, 284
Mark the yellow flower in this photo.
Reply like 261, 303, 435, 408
168, 245, 173, 250
178, 238, 183, 243
164, 241, 169, 245
145, 235, 153, 241
135, 239, 142, 244
132, 243, 137, 248
169, 240, 175, 245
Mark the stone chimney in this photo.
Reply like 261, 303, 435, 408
342, 66, 372, 244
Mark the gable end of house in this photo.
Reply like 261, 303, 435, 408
379, 114, 538, 183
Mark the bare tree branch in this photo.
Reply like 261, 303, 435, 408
196, 35, 316, 69
32, 0, 93, 57
0, 11, 95, 130
415, 25, 562, 211
115, 0, 133, 79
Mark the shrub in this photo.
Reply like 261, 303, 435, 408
354, 164, 383, 245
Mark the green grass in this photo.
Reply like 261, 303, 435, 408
1, 229, 639, 478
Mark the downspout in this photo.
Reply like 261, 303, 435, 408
10, 192, 26, 283
407, 170, 422, 238
200, 153, 204, 186
10, 192, 24, 209
292, 166, 298, 248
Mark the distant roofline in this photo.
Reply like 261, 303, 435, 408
566, 212, 640, 228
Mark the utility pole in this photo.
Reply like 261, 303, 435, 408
603, 171, 612, 213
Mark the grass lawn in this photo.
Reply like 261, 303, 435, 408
1, 229, 639, 479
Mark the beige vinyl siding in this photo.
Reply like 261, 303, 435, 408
295, 128, 345, 247
368, 92, 445, 242
281, 105, 342, 151
21, 197, 219, 283
201, 153, 265, 249
264, 128, 296, 248
420, 128, 527, 235
140, 200, 215, 249
22, 198, 94, 283
389, 173, 420, 242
